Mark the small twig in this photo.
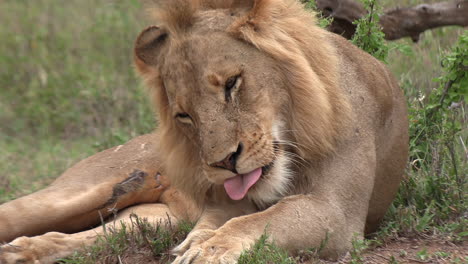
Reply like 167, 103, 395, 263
447, 141, 462, 201
166, 212, 173, 230
447, 115, 460, 176
459, 135, 468, 160
438, 79, 455, 107
365, 0, 376, 47
407, 258, 431, 263
426, 78, 457, 120
98, 210, 108, 236
371, 252, 392, 261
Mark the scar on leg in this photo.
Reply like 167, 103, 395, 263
99, 170, 161, 209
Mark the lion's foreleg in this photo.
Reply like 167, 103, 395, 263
0, 183, 116, 243
218, 194, 354, 258
173, 200, 256, 256
0, 203, 177, 264
173, 193, 370, 263
0, 134, 166, 243
0, 170, 165, 243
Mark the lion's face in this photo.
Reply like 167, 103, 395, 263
135, 2, 349, 205
159, 32, 293, 203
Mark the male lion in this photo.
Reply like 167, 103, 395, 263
0, 0, 408, 263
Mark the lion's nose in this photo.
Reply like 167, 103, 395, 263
209, 142, 243, 173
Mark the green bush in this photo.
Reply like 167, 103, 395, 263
349, 0, 466, 239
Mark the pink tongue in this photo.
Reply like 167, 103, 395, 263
224, 168, 262, 200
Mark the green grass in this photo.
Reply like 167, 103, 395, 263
60, 215, 193, 264
0, 0, 155, 200
0, 0, 466, 263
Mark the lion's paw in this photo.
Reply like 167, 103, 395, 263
0, 237, 40, 264
172, 229, 216, 256
172, 232, 253, 264
0, 232, 86, 264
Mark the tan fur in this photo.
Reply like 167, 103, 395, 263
0, 0, 408, 263
0, 135, 201, 263
136, 0, 408, 262
136, 0, 352, 203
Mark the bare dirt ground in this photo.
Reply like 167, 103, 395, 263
321, 237, 467, 264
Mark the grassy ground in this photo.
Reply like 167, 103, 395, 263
0, 0, 153, 202
0, 0, 466, 263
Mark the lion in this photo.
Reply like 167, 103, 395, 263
0, 0, 408, 263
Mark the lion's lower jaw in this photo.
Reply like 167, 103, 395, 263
247, 153, 293, 209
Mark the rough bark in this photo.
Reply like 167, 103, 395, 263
314, 0, 468, 42
316, 0, 366, 40
380, 1, 468, 42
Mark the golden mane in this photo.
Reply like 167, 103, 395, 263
137, 0, 351, 201
145, 0, 254, 35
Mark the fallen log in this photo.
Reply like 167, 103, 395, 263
314, 0, 468, 42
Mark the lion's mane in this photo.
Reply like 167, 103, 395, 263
135, 0, 351, 202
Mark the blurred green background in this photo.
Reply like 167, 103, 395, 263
0, 0, 153, 201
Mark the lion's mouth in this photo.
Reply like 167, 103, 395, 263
260, 141, 279, 176
223, 163, 275, 201
223, 142, 279, 200
224, 168, 261, 200
261, 161, 274, 176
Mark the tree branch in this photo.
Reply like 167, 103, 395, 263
314, 0, 468, 42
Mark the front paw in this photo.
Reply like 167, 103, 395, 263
172, 233, 253, 264
172, 229, 215, 256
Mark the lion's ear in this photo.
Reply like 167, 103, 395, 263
248, 0, 275, 22
134, 26, 168, 73
229, 0, 280, 36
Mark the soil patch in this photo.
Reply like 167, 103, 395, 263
321, 237, 467, 264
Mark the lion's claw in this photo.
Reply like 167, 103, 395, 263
173, 247, 240, 264
172, 232, 251, 264
0, 239, 37, 264
172, 229, 216, 256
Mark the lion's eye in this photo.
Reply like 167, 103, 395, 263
224, 75, 241, 102
176, 113, 190, 119
175, 113, 193, 124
